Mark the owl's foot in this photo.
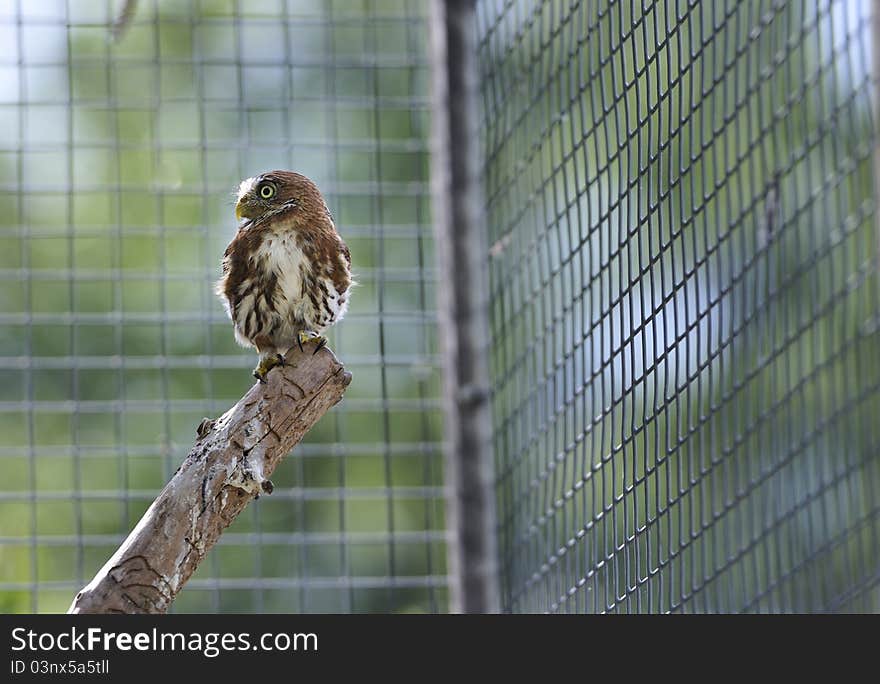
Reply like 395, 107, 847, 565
297, 331, 327, 355
253, 353, 285, 383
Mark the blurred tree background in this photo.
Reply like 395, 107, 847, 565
0, 0, 445, 613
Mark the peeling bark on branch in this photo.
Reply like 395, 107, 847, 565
68, 345, 351, 614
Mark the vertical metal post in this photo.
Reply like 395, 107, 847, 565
429, 0, 500, 613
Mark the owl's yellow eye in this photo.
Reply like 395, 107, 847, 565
258, 183, 276, 199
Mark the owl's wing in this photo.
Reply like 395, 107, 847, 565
220, 242, 234, 277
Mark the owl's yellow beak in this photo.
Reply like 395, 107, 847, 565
235, 197, 256, 222
234, 176, 259, 221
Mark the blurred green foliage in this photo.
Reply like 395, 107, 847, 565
0, 0, 445, 613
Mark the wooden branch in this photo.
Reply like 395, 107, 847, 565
68, 344, 351, 614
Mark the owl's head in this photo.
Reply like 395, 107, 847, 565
234, 170, 326, 223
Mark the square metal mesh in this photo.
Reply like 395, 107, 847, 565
0, 0, 445, 613
479, 0, 880, 612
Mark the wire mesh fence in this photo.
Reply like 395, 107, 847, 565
0, 0, 445, 614
480, 0, 880, 612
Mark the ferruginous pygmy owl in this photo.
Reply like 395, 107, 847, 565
216, 170, 352, 382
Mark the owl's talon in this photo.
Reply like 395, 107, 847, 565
298, 330, 326, 355
253, 354, 284, 383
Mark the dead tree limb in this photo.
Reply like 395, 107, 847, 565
68, 344, 351, 614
